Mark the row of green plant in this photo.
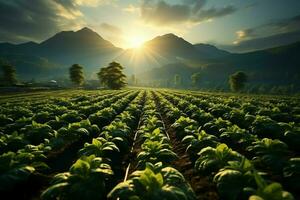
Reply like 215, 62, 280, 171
154, 91, 298, 199
161, 90, 300, 151
108, 91, 196, 200
0, 91, 139, 194
0, 91, 132, 154
41, 91, 145, 200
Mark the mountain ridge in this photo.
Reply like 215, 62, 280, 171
0, 27, 299, 85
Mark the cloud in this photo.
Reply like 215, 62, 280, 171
233, 29, 256, 44
100, 23, 122, 35
232, 14, 300, 47
220, 30, 300, 53
140, 0, 237, 26
75, 0, 113, 7
0, 0, 115, 44
123, 4, 139, 13
218, 14, 300, 52
94, 22, 124, 48
0, 0, 87, 43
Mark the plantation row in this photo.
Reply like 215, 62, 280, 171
0, 89, 299, 200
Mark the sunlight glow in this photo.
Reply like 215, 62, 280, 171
127, 35, 147, 49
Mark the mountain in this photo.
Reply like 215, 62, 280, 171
0, 27, 122, 80
193, 43, 230, 58
142, 33, 198, 59
116, 33, 230, 73
140, 41, 300, 88
0, 27, 299, 87
39, 27, 121, 64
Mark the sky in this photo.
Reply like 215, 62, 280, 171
0, 0, 300, 52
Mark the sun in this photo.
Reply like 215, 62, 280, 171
127, 35, 146, 49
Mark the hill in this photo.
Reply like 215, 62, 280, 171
0, 27, 122, 80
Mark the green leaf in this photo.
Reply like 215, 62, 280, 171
41, 182, 69, 200
70, 159, 90, 176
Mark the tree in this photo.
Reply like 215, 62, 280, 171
69, 64, 84, 87
174, 74, 181, 88
97, 61, 127, 89
229, 71, 247, 92
191, 72, 201, 88
1, 64, 17, 85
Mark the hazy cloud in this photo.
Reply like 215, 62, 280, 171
95, 22, 124, 48
123, 4, 140, 13
0, 0, 85, 43
221, 14, 300, 52
234, 28, 256, 44
100, 23, 123, 35
233, 14, 300, 46
220, 30, 300, 53
140, 0, 237, 26
74, 0, 112, 7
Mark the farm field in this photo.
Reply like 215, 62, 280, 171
0, 89, 299, 200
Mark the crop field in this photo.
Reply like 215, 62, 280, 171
0, 89, 299, 200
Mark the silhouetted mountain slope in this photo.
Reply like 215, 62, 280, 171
194, 43, 231, 58
0, 27, 122, 79
39, 27, 121, 64
140, 41, 300, 86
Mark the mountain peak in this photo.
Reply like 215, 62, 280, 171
147, 33, 189, 45
77, 27, 95, 33
161, 33, 179, 38
40, 27, 119, 51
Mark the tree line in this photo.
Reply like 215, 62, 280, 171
0, 61, 127, 90
168, 71, 248, 92
0, 61, 257, 93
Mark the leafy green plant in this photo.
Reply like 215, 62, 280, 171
0, 114, 14, 126
0, 152, 35, 191
213, 157, 255, 200
190, 109, 214, 126
141, 128, 169, 143
247, 138, 289, 172
116, 111, 136, 128
89, 107, 117, 127
208, 104, 231, 118
166, 107, 184, 123
247, 171, 294, 200
60, 111, 83, 123
47, 116, 68, 130
58, 127, 88, 142
108, 163, 196, 200
202, 117, 231, 136
78, 137, 119, 159
182, 129, 219, 161
283, 127, 300, 151
0, 131, 29, 153
220, 125, 257, 149
283, 158, 300, 191
100, 121, 132, 153
8, 106, 33, 119
137, 140, 177, 168
250, 116, 284, 138
32, 111, 53, 124
171, 116, 198, 139
195, 143, 242, 174
20, 121, 55, 145
141, 115, 164, 133
41, 155, 113, 200
223, 109, 247, 128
